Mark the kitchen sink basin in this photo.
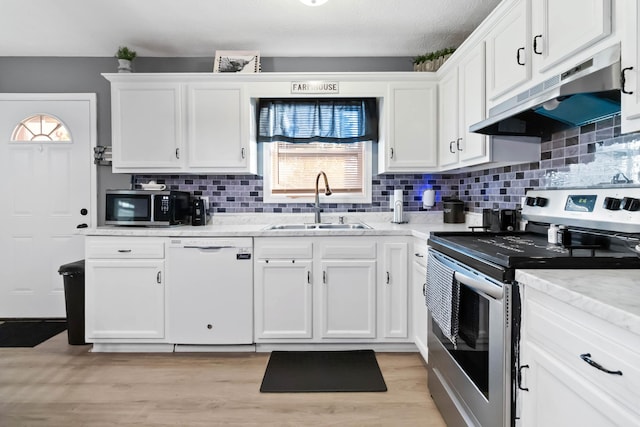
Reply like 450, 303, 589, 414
264, 222, 372, 231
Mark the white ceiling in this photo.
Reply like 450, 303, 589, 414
0, 0, 501, 58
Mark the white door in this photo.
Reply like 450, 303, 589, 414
0, 94, 96, 318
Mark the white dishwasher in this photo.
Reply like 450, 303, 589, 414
166, 237, 253, 345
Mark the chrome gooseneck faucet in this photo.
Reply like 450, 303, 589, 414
314, 171, 332, 223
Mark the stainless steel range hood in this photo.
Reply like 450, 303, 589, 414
470, 44, 621, 139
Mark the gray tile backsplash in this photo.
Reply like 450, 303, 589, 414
136, 114, 640, 214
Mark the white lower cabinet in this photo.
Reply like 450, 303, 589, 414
380, 241, 408, 338
519, 287, 640, 426
320, 259, 377, 339
411, 237, 428, 361
85, 237, 166, 340
255, 258, 313, 339
254, 236, 409, 343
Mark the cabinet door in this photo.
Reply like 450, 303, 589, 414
532, 0, 612, 73
438, 69, 460, 168
621, 0, 640, 133
254, 259, 313, 339
319, 260, 376, 339
412, 258, 428, 359
458, 44, 488, 164
486, 0, 531, 102
519, 341, 638, 427
85, 259, 165, 339
186, 83, 251, 172
382, 82, 438, 172
381, 242, 408, 338
111, 83, 183, 171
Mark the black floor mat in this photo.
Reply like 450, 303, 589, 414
260, 350, 387, 393
0, 320, 67, 347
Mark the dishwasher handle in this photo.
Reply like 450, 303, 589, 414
182, 245, 234, 250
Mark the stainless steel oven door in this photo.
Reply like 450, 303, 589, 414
427, 249, 512, 427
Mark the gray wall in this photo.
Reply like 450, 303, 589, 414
0, 56, 413, 223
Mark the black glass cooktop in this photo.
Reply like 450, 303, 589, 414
428, 231, 640, 272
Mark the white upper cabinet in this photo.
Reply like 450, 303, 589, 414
380, 81, 438, 173
105, 74, 256, 175
531, 0, 612, 74
111, 82, 184, 171
486, 0, 531, 103
439, 43, 488, 169
486, 0, 614, 107
185, 83, 253, 173
621, 0, 640, 133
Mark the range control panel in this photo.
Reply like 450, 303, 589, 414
522, 187, 640, 234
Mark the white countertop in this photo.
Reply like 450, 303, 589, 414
80, 211, 478, 240
516, 269, 640, 336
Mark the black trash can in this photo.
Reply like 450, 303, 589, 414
58, 260, 86, 345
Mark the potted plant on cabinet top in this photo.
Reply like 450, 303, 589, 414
116, 46, 137, 73
413, 47, 456, 72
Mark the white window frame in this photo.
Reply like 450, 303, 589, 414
262, 140, 373, 204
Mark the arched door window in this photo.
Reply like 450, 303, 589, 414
11, 114, 71, 141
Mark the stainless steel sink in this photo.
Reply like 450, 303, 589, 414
315, 223, 371, 229
264, 222, 372, 231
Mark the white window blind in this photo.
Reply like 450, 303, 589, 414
270, 141, 366, 196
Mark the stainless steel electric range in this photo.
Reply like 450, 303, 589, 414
426, 187, 640, 427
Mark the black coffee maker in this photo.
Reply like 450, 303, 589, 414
191, 198, 207, 226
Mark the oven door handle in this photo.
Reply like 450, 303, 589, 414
453, 271, 504, 300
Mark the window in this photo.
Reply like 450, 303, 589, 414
264, 141, 372, 203
11, 114, 70, 141
259, 98, 377, 203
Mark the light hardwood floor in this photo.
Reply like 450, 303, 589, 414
0, 332, 446, 426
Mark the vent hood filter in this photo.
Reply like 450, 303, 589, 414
533, 92, 620, 127
470, 45, 622, 139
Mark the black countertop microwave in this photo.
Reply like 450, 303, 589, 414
105, 190, 191, 226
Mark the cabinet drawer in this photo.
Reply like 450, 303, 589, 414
254, 238, 313, 259
319, 239, 376, 259
525, 288, 640, 413
86, 238, 165, 259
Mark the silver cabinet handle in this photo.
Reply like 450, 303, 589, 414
156, 271, 162, 284
117, 249, 132, 253
456, 138, 463, 151
390, 147, 394, 159
386, 271, 390, 284
307, 271, 311, 284
414, 253, 424, 258
175, 148, 180, 159
323, 271, 326, 284
449, 141, 455, 153
241, 147, 246, 159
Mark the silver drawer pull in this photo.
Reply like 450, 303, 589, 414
117, 249, 132, 253
580, 353, 623, 376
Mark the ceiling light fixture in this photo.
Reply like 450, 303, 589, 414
300, 0, 329, 6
